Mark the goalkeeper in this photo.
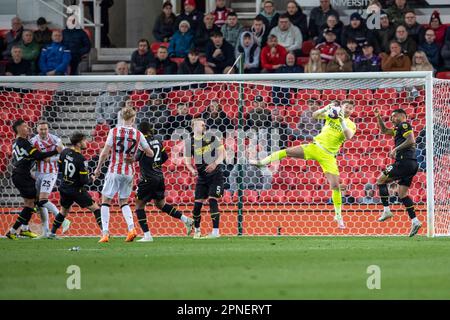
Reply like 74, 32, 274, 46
251, 100, 356, 228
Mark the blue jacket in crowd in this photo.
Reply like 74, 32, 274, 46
62, 28, 91, 59
39, 42, 71, 75
418, 42, 440, 70
169, 30, 194, 58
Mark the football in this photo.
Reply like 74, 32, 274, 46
328, 106, 341, 119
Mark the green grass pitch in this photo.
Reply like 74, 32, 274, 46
1, 236, 450, 299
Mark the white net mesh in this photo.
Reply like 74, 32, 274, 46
0, 73, 447, 237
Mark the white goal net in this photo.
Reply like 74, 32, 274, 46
0, 72, 448, 237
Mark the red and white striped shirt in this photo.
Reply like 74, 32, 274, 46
30, 133, 62, 174
105, 125, 149, 176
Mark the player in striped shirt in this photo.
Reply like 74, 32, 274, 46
94, 106, 154, 243
28, 121, 69, 238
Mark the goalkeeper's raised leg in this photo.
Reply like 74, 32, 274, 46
251, 101, 357, 229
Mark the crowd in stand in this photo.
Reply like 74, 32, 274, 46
1, 0, 450, 76
138, 0, 450, 75
1, 16, 91, 76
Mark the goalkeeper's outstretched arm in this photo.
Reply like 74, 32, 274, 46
312, 103, 335, 120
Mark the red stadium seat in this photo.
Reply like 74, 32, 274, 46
301, 40, 315, 56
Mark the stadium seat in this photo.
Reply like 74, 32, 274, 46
151, 42, 169, 54
301, 40, 315, 56
436, 71, 450, 79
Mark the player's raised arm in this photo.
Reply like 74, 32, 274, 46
374, 108, 395, 136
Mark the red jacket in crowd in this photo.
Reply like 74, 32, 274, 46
315, 41, 341, 63
260, 44, 288, 70
212, 7, 232, 28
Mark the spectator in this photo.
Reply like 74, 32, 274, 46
146, 67, 157, 75
394, 24, 417, 59
5, 46, 32, 76
317, 14, 343, 45
441, 30, 450, 71
168, 102, 193, 135
62, 25, 91, 75
202, 100, 233, 134
136, 92, 170, 138
18, 30, 40, 74
271, 108, 294, 149
251, 16, 270, 48
386, 0, 409, 26
221, 12, 244, 49
279, 52, 304, 73
285, 1, 308, 41
195, 13, 220, 53
245, 95, 272, 131
34, 17, 52, 49
153, 1, 176, 42
130, 39, 155, 75
294, 98, 322, 140
353, 41, 381, 72
260, 34, 287, 73
428, 10, 447, 47
176, 0, 204, 34
39, 30, 71, 76
373, 11, 395, 54
308, 0, 340, 42
304, 48, 326, 73
411, 50, 434, 72
169, 20, 194, 58
205, 30, 236, 74
316, 28, 341, 63
2, 17, 24, 59
326, 47, 352, 72
178, 48, 205, 74
95, 83, 128, 126
151, 46, 178, 74
404, 10, 425, 45
357, 183, 381, 204
211, 0, 233, 28
344, 37, 361, 62
257, 0, 280, 32
380, 40, 411, 71
236, 31, 260, 74
270, 14, 303, 55
115, 61, 129, 75
418, 29, 440, 70
341, 12, 372, 49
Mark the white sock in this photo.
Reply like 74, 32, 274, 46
42, 201, 59, 217
212, 228, 219, 236
121, 205, 134, 231
181, 215, 189, 223
144, 231, 152, 239
39, 207, 49, 235
101, 205, 110, 235
22, 225, 29, 231
412, 217, 420, 225
195, 227, 200, 233
383, 206, 391, 213
10, 227, 17, 234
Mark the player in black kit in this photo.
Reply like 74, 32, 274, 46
374, 108, 421, 237
48, 132, 102, 239
6, 119, 62, 240
184, 118, 225, 239
134, 122, 193, 242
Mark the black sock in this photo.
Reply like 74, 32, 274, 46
193, 202, 203, 229
162, 204, 182, 220
401, 196, 416, 219
136, 209, 149, 233
378, 184, 389, 207
209, 198, 220, 229
51, 213, 66, 234
93, 209, 102, 230
12, 207, 34, 231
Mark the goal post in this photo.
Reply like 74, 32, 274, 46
0, 71, 448, 237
